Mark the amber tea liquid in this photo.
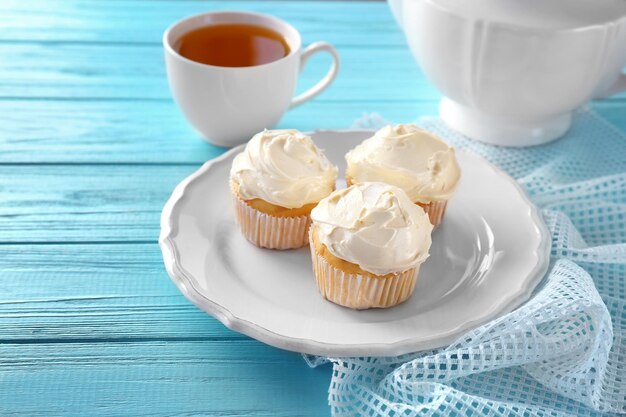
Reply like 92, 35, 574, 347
176, 23, 291, 67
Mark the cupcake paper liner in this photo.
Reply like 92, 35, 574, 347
231, 187, 310, 249
417, 199, 448, 228
309, 236, 419, 309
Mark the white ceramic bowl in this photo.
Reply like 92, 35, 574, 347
389, 0, 626, 146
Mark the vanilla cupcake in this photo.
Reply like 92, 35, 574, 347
309, 182, 433, 309
230, 129, 338, 249
346, 124, 460, 227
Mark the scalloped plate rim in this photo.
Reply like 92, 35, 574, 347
159, 129, 551, 357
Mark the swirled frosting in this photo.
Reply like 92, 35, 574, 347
346, 124, 460, 203
230, 129, 338, 208
311, 182, 433, 275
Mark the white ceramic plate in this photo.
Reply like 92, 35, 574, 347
160, 130, 550, 357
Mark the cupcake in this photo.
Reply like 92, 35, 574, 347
309, 182, 433, 309
230, 129, 338, 249
345, 124, 460, 227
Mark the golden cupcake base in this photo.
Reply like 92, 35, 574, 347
309, 228, 418, 309
231, 183, 311, 249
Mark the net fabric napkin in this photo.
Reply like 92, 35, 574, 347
305, 108, 626, 417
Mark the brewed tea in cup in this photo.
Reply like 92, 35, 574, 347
176, 23, 291, 67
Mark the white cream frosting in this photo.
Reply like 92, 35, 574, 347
311, 182, 433, 275
346, 124, 460, 203
230, 129, 338, 209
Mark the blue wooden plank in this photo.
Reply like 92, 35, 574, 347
0, 105, 624, 242
0, 0, 624, 416
0, 0, 404, 45
0, 99, 436, 163
0, 99, 622, 164
0, 243, 250, 342
0, 340, 331, 417
3, 41, 623, 102
0, 43, 430, 100
0, 165, 197, 243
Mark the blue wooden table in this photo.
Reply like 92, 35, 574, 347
1, 1, 624, 415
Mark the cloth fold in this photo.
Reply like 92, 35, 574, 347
306, 109, 626, 416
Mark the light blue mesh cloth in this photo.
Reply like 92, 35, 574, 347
304, 108, 626, 416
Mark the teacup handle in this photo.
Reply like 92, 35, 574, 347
598, 72, 626, 98
290, 42, 340, 109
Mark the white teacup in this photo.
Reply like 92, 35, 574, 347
164, 11, 340, 147
389, 0, 626, 146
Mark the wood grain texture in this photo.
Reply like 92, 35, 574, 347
0, 243, 252, 342
1, 0, 625, 415
0, 100, 622, 164
0, 165, 197, 242
0, 341, 331, 417
0, 100, 427, 163
4, 42, 622, 101
0, 43, 428, 100
0, 0, 402, 45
